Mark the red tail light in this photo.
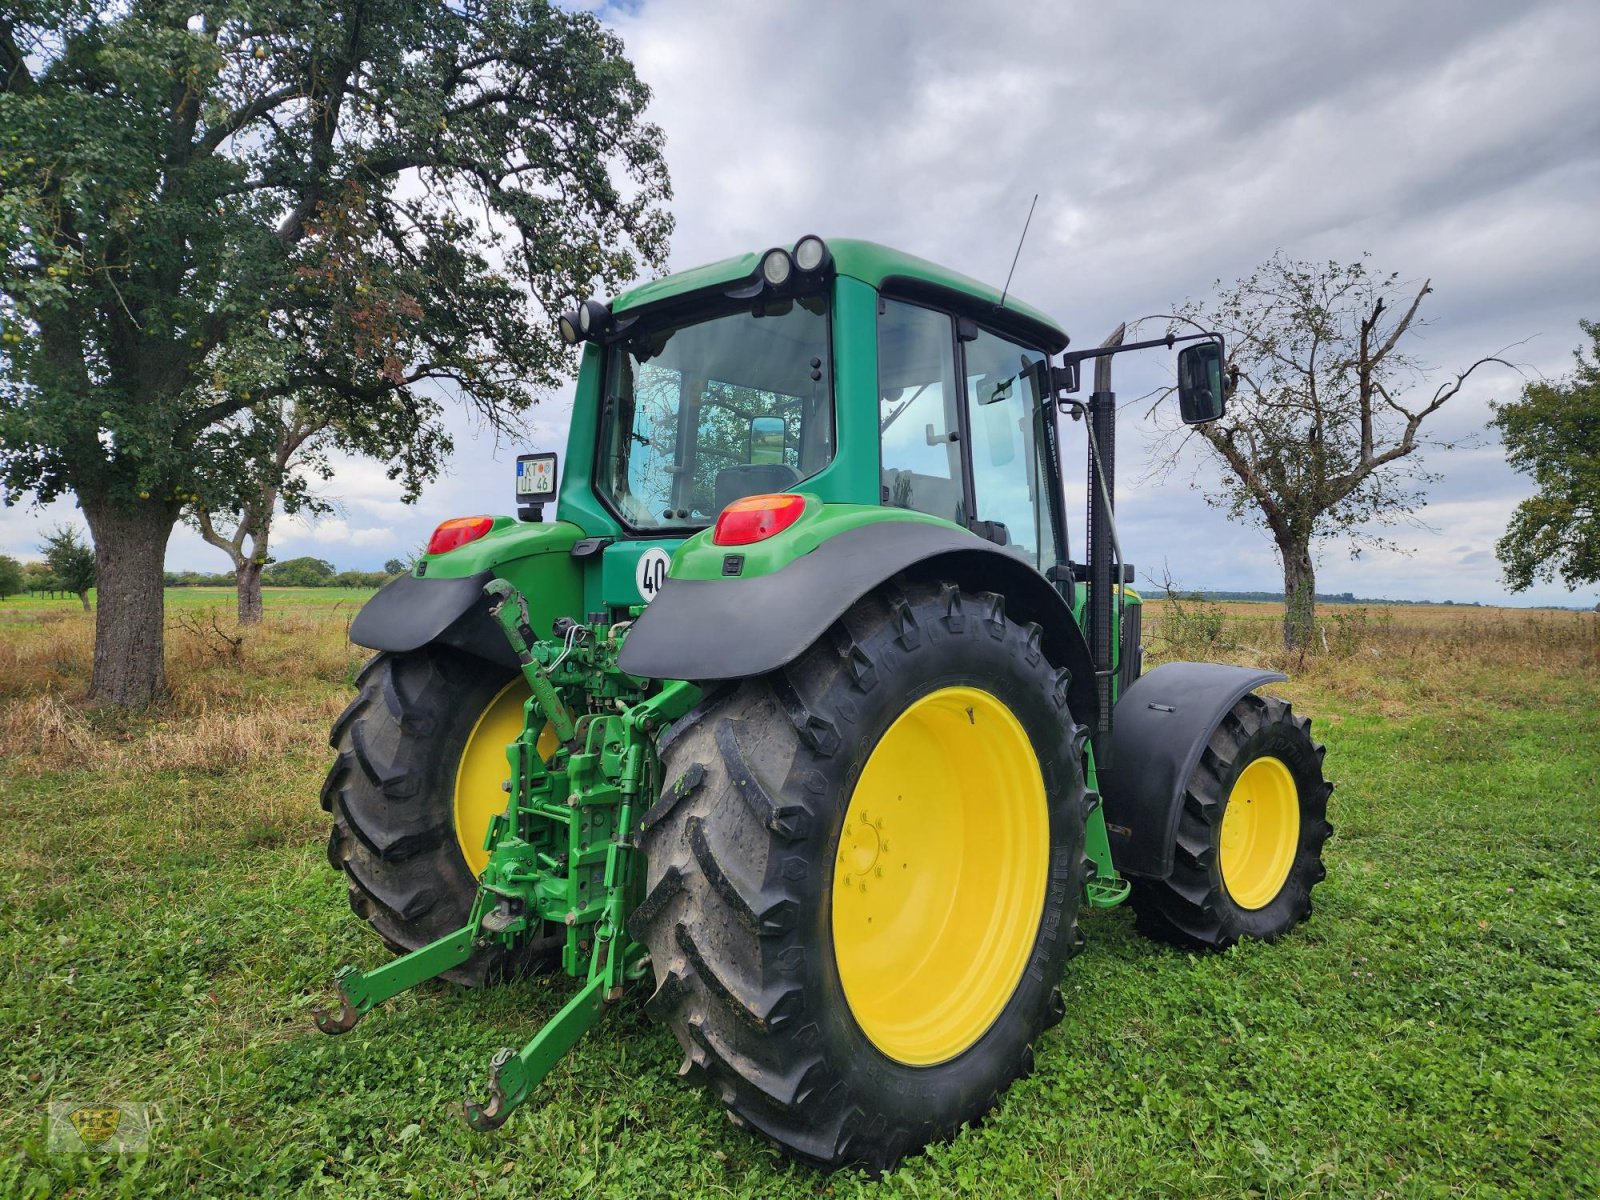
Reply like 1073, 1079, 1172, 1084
426, 515, 494, 555
712, 494, 807, 546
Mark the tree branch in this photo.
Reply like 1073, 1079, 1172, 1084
0, 19, 34, 94
1368, 279, 1431, 367
196, 84, 306, 155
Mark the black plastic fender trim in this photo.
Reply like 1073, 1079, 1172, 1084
348, 570, 517, 669
616, 521, 1099, 725
1098, 662, 1288, 879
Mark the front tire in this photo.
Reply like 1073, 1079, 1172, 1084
321, 647, 558, 986
630, 580, 1090, 1173
1130, 693, 1332, 951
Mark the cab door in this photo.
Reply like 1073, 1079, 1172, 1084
960, 325, 1061, 572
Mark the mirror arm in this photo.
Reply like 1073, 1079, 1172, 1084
1059, 330, 1219, 377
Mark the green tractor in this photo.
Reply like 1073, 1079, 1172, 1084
314, 236, 1332, 1172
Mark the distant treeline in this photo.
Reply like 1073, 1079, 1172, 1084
165, 556, 401, 590
1182, 589, 1589, 610
1184, 589, 1455, 605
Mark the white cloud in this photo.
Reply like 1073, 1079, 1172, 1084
7, 0, 1598, 604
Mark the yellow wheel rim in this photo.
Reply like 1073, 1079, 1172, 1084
453, 679, 556, 878
831, 686, 1049, 1065
1218, 755, 1300, 910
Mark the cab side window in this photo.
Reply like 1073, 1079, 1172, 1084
878, 299, 965, 524
964, 328, 1057, 571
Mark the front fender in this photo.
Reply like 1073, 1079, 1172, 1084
617, 516, 1099, 726
1098, 662, 1288, 879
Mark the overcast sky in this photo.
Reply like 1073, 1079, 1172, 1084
4, 0, 1597, 604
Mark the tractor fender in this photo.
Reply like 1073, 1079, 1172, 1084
617, 521, 1099, 725
1098, 662, 1288, 879
349, 570, 518, 669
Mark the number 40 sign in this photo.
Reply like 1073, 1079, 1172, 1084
635, 547, 670, 602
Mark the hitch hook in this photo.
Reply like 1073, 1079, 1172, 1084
311, 968, 365, 1036
462, 1047, 521, 1132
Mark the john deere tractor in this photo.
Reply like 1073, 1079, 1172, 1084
314, 236, 1332, 1173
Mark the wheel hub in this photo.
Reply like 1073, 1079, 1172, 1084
840, 811, 885, 884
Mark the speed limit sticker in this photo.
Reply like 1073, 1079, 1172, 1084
635, 547, 671, 602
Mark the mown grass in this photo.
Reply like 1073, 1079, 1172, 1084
1, 591, 1596, 1197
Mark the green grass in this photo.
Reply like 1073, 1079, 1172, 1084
1, 599, 1596, 1197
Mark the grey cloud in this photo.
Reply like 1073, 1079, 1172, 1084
8, 0, 1596, 609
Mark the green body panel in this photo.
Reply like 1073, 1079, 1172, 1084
813, 274, 885, 505
416, 517, 582, 579
1082, 748, 1130, 908
669, 497, 955, 581
415, 518, 586, 641
593, 538, 686, 611
553, 342, 619, 537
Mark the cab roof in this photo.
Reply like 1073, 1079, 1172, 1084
609, 237, 1070, 355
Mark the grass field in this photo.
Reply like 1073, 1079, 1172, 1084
1, 589, 1597, 1197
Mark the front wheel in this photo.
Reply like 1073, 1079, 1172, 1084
630, 580, 1091, 1173
1130, 692, 1332, 951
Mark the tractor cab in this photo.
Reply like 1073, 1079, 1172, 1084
518, 238, 1074, 605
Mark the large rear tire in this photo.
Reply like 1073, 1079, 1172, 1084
630, 580, 1090, 1173
1129, 692, 1332, 951
321, 647, 559, 986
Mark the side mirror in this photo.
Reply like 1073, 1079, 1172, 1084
1177, 340, 1227, 424
748, 416, 786, 464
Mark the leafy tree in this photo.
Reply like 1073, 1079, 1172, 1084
0, 2, 671, 705
334, 568, 385, 588
41, 524, 95, 611
262, 555, 335, 587
1491, 320, 1600, 592
1155, 253, 1514, 649
22, 558, 55, 595
0, 552, 23, 599
383, 558, 405, 577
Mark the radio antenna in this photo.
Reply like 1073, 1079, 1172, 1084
997, 193, 1038, 310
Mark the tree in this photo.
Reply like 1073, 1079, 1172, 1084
190, 398, 344, 623
22, 559, 55, 596
1155, 253, 1514, 649
0, 553, 22, 599
383, 558, 405, 577
1, 3, 671, 705
1491, 320, 1600, 592
263, 555, 336, 588
41, 524, 95, 611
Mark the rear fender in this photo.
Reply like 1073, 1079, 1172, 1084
1098, 662, 1288, 879
617, 511, 1099, 726
350, 520, 585, 668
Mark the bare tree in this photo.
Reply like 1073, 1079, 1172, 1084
1150, 253, 1516, 649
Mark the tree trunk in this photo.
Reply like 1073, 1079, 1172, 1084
81, 499, 177, 707
1280, 538, 1317, 651
236, 559, 264, 625
77, 590, 91, 613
